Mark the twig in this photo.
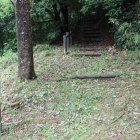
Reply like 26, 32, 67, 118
2, 101, 22, 107
112, 112, 125, 123
10, 0, 15, 7
112, 102, 128, 123
5, 120, 22, 126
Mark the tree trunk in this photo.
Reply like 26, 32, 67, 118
15, 0, 36, 80
60, 1, 69, 33
0, 103, 2, 134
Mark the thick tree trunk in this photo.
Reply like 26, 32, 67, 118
15, 0, 36, 80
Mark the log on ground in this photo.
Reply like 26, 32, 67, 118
77, 53, 102, 56
79, 48, 106, 51
71, 74, 121, 79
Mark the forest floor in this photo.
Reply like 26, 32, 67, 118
0, 44, 140, 140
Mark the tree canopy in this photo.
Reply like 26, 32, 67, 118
0, 0, 140, 55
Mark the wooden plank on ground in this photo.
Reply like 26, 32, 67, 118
77, 53, 102, 56
79, 48, 106, 51
71, 74, 121, 79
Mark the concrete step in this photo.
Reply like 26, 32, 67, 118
82, 35, 100, 38
83, 40, 102, 42
81, 32, 100, 34
81, 28, 100, 31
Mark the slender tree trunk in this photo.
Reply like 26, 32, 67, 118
52, 2, 62, 31
15, 0, 36, 80
0, 103, 2, 134
60, 1, 69, 33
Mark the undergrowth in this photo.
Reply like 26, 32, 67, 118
0, 45, 140, 140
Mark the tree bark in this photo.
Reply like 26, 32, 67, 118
15, 0, 36, 80
60, 1, 69, 33
0, 103, 2, 134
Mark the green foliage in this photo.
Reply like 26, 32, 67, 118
3, 38, 17, 53
80, 0, 140, 49
31, 0, 67, 43
103, 0, 140, 49
0, 1, 15, 55
109, 18, 140, 49
1, 0, 140, 53
80, 0, 103, 14
0, 0, 13, 16
0, 13, 16, 55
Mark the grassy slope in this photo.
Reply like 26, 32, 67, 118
0, 45, 140, 140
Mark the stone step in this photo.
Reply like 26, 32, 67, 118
82, 35, 100, 38
78, 24, 102, 46
83, 40, 102, 42
81, 32, 100, 34
82, 34, 100, 36
79, 48, 106, 51
81, 44, 100, 47
81, 29, 100, 31
80, 26, 99, 28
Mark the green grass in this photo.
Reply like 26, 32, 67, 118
0, 44, 140, 140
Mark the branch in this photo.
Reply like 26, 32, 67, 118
10, 0, 15, 7
112, 112, 125, 123
2, 101, 22, 107
112, 102, 128, 123
33, 20, 53, 24
5, 120, 22, 125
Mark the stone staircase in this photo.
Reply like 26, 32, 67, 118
79, 25, 102, 48
77, 24, 105, 56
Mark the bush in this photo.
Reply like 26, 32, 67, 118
0, 14, 16, 54
3, 38, 17, 53
110, 18, 140, 49
104, 0, 140, 49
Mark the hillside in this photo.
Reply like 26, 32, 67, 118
0, 45, 140, 140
